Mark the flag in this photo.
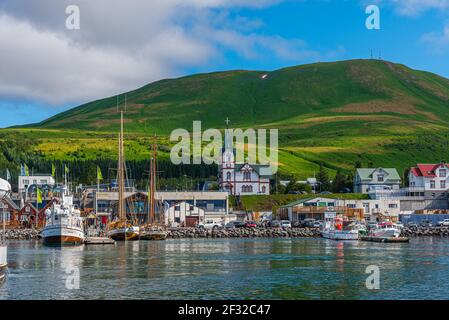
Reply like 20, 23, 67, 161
24, 164, 29, 176
20, 164, 25, 176
36, 187, 42, 204
97, 166, 103, 181
64, 165, 69, 174
51, 163, 56, 177
6, 168, 11, 181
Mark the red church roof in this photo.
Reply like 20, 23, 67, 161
410, 163, 449, 177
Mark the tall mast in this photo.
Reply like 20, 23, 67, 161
118, 111, 125, 221
149, 135, 156, 224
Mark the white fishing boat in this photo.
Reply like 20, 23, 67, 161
1, 178, 11, 285
368, 221, 401, 238
41, 187, 85, 245
321, 212, 359, 240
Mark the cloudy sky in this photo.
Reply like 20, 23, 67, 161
1, 0, 449, 127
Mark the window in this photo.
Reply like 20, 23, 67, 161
175, 206, 180, 212
226, 172, 231, 181
389, 204, 398, 209
261, 186, 266, 193
377, 175, 384, 182
441, 181, 446, 189
440, 169, 447, 178
430, 180, 436, 189
243, 171, 251, 181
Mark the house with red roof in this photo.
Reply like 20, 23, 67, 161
409, 162, 449, 192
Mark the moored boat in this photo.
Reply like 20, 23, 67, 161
321, 212, 359, 240
368, 221, 401, 238
1, 177, 11, 286
41, 187, 85, 246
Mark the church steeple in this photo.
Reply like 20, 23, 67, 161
224, 117, 233, 152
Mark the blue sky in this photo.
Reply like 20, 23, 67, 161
1, 0, 448, 128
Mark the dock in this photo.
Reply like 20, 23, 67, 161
84, 237, 115, 245
360, 236, 409, 243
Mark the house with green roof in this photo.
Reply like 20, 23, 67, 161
353, 168, 401, 194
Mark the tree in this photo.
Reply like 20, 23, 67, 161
332, 170, 346, 193
285, 181, 311, 194
317, 163, 331, 192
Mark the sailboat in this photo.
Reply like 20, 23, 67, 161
107, 110, 140, 241
140, 136, 167, 241
0, 178, 11, 285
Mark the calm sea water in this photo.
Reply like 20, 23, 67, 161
1, 237, 449, 300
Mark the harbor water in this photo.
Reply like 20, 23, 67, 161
1, 237, 449, 300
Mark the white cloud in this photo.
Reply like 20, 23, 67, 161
2, 0, 318, 106
421, 23, 449, 51
384, 0, 449, 16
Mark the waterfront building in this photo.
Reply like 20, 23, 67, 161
353, 168, 401, 194
95, 191, 230, 226
277, 197, 400, 222
18, 174, 55, 194
164, 201, 205, 227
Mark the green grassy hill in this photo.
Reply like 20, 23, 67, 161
5, 59, 449, 179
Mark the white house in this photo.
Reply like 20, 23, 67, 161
18, 174, 55, 193
219, 130, 271, 196
409, 162, 449, 191
164, 201, 205, 227
353, 168, 401, 194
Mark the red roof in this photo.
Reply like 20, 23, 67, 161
410, 163, 449, 177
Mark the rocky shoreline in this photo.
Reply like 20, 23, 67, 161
400, 226, 449, 237
166, 227, 322, 239
4, 226, 449, 241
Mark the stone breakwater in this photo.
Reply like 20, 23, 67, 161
166, 227, 322, 239
3, 228, 40, 240
401, 226, 449, 237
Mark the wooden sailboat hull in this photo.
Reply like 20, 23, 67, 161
0, 245, 7, 286
108, 227, 140, 241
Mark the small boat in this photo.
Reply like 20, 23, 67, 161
1, 177, 11, 285
41, 187, 85, 245
108, 221, 140, 241
368, 221, 401, 238
321, 213, 359, 240
140, 226, 167, 241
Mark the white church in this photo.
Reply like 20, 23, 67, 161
219, 123, 271, 196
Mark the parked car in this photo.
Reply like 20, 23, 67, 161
280, 220, 291, 228
407, 222, 418, 228
225, 221, 245, 229
420, 219, 433, 227
244, 221, 258, 228
437, 219, 449, 227
395, 221, 404, 229
270, 220, 281, 228
301, 218, 316, 228
291, 221, 302, 228
312, 221, 322, 228
198, 220, 223, 230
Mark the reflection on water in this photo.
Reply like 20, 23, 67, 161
1, 237, 449, 300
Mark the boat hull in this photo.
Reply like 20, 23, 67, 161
370, 229, 401, 238
41, 226, 85, 246
140, 231, 167, 241
321, 230, 359, 240
0, 245, 7, 286
108, 227, 140, 241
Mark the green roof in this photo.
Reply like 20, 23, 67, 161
280, 198, 314, 208
356, 168, 401, 181
234, 163, 272, 178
